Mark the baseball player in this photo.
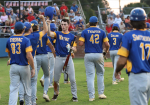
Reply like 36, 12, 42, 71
107, 23, 124, 85
6, 22, 35, 105
32, 20, 55, 102
47, 19, 78, 102
146, 22, 150, 30
40, 23, 56, 88
18, 15, 47, 105
115, 8, 150, 105
79, 16, 110, 101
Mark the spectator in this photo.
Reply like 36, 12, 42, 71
69, 9, 75, 20
0, 20, 12, 37
16, 17, 20, 22
60, 2, 68, 17
10, 11, 17, 21
27, 12, 35, 22
0, 12, 8, 25
148, 11, 150, 19
69, 19, 78, 35
119, 21, 125, 33
70, 2, 79, 13
0, 6, 5, 13
23, 11, 28, 22
119, 10, 124, 20
106, 24, 112, 33
101, 10, 107, 23
108, 11, 116, 19
113, 15, 122, 25
39, 5, 45, 15
63, 9, 69, 19
146, 17, 150, 23
16, 9, 22, 18
10, 20, 15, 33
74, 12, 82, 23
107, 16, 114, 26
53, 3, 60, 19
75, 18, 85, 30
26, 5, 33, 13
7, 15, 13, 23
125, 16, 131, 29
20, 4, 25, 11
6, 5, 13, 15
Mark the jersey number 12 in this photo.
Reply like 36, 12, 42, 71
140, 42, 150, 60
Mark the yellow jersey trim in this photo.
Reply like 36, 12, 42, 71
53, 32, 57, 38
127, 59, 132, 72
90, 26, 97, 27
53, 39, 56, 43
26, 46, 33, 52
113, 31, 119, 32
14, 34, 23, 36
46, 39, 50, 45
73, 42, 77, 47
24, 34, 30, 36
117, 47, 129, 57
79, 37, 85, 42
103, 37, 109, 42
5, 48, 10, 52
62, 31, 69, 34
39, 31, 44, 40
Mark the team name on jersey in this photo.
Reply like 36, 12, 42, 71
10, 38, 23, 42
87, 30, 101, 33
59, 35, 69, 41
132, 34, 150, 42
111, 34, 119, 37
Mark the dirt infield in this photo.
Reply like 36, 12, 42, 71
104, 62, 113, 68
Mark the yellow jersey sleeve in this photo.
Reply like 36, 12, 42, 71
46, 39, 50, 45
26, 46, 33, 52
117, 47, 129, 57
5, 48, 10, 52
79, 37, 85, 42
53, 32, 57, 38
73, 42, 77, 47
39, 31, 44, 40
103, 37, 109, 42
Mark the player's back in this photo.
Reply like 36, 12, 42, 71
36, 33, 48, 55
108, 31, 122, 50
119, 30, 150, 73
6, 35, 32, 65
82, 27, 107, 53
24, 33, 39, 57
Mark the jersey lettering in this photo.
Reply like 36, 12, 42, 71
11, 43, 21, 54
89, 34, 99, 44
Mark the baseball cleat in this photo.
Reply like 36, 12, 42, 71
43, 94, 50, 102
112, 81, 118, 85
49, 85, 54, 88
99, 94, 107, 99
89, 98, 95, 101
71, 97, 78, 102
40, 79, 44, 87
36, 97, 38, 100
52, 94, 58, 100
20, 100, 24, 105
64, 81, 70, 84
117, 78, 124, 82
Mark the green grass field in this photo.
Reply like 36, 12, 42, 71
0, 58, 149, 105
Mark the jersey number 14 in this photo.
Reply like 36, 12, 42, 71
140, 42, 150, 60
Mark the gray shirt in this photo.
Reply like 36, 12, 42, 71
6, 7, 13, 13
11, 13, 17, 21
39, 8, 45, 13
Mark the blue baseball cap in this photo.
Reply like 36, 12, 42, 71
24, 22, 32, 31
89, 16, 98, 23
30, 20, 38, 26
112, 23, 120, 30
15, 21, 25, 30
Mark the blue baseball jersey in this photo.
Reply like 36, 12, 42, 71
46, 36, 55, 52
5, 35, 33, 65
36, 33, 50, 55
53, 31, 76, 56
76, 21, 84, 27
79, 26, 108, 53
108, 31, 123, 51
24, 31, 44, 57
117, 29, 150, 73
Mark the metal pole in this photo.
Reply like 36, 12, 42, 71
19, 0, 21, 20
119, 0, 120, 13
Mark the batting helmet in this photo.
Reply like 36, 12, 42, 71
50, 23, 57, 31
45, 6, 57, 20
130, 8, 147, 21
30, 20, 38, 26
112, 23, 120, 30
146, 22, 150, 28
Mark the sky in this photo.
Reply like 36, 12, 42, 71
107, 0, 140, 14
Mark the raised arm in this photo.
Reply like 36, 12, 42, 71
47, 20, 56, 38
39, 15, 48, 35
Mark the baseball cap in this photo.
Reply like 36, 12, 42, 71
24, 22, 32, 31
30, 20, 38, 26
53, 3, 57, 6
89, 16, 98, 23
15, 21, 25, 30
62, 2, 65, 4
